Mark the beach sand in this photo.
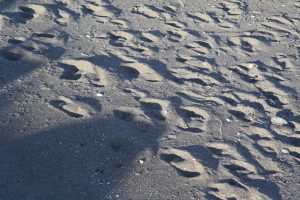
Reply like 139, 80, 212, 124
0, 0, 300, 199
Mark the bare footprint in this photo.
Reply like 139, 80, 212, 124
17, 4, 46, 23
121, 62, 162, 82
82, 3, 113, 17
160, 148, 206, 178
50, 96, 89, 118
132, 5, 159, 18
55, 9, 70, 26
140, 98, 170, 121
58, 59, 107, 87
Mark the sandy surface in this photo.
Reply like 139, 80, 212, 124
0, 0, 300, 199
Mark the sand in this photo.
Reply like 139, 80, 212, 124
0, 0, 299, 199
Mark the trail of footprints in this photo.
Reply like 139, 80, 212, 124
1, 0, 300, 199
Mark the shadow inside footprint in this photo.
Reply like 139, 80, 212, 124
113, 110, 134, 121
33, 33, 56, 39
0, 47, 26, 61
160, 150, 203, 178
161, 153, 201, 178
59, 63, 81, 80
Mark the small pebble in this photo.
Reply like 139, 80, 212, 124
138, 159, 144, 164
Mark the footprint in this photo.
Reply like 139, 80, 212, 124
55, 9, 70, 26
206, 143, 243, 160
109, 50, 137, 63
180, 106, 209, 120
177, 91, 224, 106
109, 19, 128, 28
19, 4, 46, 15
171, 68, 220, 86
20, 40, 38, 51
167, 29, 189, 42
109, 30, 135, 41
242, 126, 274, 140
184, 59, 214, 72
82, 4, 113, 17
176, 54, 193, 63
228, 105, 256, 122
123, 88, 146, 100
58, 59, 107, 87
206, 180, 268, 200
56, 0, 69, 5
220, 1, 245, 19
121, 62, 162, 82
7, 38, 38, 52
113, 109, 135, 121
217, 19, 238, 29
261, 21, 299, 38
176, 106, 210, 133
114, 107, 153, 133
160, 148, 206, 178
162, 5, 178, 14
239, 141, 280, 174
8, 37, 26, 44
229, 65, 263, 84
256, 139, 279, 156
288, 146, 300, 160
240, 37, 262, 52
140, 98, 169, 121
273, 54, 294, 70
255, 80, 289, 108
125, 43, 151, 54
223, 159, 257, 177
289, 121, 300, 133
165, 20, 186, 29
19, 4, 46, 22
140, 32, 159, 43
1, 47, 27, 61
132, 5, 159, 18
50, 96, 89, 118
187, 12, 215, 24
186, 39, 215, 55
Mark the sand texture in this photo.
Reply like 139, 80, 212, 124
0, 0, 300, 199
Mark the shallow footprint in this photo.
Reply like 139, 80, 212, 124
82, 4, 113, 17
55, 9, 70, 26
140, 98, 169, 121
50, 96, 88, 118
160, 148, 205, 178
18, 4, 46, 22
1, 47, 27, 61
121, 62, 162, 82
132, 5, 159, 18
113, 107, 149, 122
58, 59, 107, 87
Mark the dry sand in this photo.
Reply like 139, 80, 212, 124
0, 0, 300, 199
